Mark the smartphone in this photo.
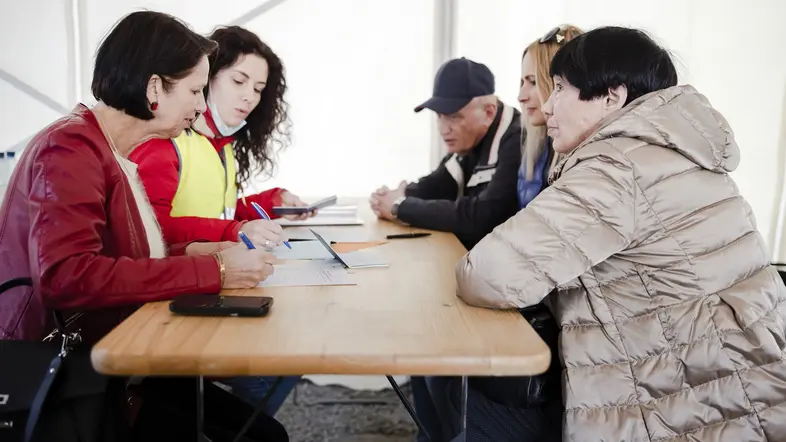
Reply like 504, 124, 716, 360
169, 294, 273, 317
272, 195, 337, 215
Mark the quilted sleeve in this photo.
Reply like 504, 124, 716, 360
456, 146, 636, 309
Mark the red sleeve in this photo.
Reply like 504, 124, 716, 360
168, 242, 194, 256
235, 188, 285, 221
29, 140, 221, 311
131, 138, 243, 243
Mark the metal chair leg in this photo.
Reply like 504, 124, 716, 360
232, 376, 286, 442
386, 375, 432, 442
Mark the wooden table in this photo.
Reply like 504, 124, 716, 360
91, 200, 550, 441
91, 203, 550, 377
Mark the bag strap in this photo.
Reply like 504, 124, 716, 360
24, 349, 66, 442
0, 277, 33, 295
0, 277, 73, 442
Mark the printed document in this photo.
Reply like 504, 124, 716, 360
257, 261, 355, 288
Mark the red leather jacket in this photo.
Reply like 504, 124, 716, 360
0, 104, 221, 343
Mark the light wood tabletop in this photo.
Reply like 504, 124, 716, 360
91, 200, 551, 377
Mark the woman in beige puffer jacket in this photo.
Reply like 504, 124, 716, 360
456, 26, 786, 442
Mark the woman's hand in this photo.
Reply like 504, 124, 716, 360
185, 241, 235, 256
278, 190, 316, 220
219, 244, 275, 288
243, 219, 286, 249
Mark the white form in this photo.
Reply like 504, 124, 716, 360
272, 241, 333, 260
257, 260, 356, 288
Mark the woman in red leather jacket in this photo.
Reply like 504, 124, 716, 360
0, 11, 274, 344
0, 11, 287, 441
131, 26, 313, 250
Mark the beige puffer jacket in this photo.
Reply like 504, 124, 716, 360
456, 85, 786, 442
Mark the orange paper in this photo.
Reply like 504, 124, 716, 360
331, 241, 387, 253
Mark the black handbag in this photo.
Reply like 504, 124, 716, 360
0, 277, 126, 442
468, 302, 562, 408
0, 278, 290, 442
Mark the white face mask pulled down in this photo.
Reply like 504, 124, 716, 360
207, 94, 247, 137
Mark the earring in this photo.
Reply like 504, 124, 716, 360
151, 81, 159, 111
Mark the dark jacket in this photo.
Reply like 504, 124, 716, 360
397, 101, 521, 249
0, 104, 221, 344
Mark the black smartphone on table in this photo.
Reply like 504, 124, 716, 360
272, 195, 337, 215
169, 294, 273, 317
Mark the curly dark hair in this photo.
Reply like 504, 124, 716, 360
205, 26, 291, 186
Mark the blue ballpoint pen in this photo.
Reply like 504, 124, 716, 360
250, 201, 292, 249
238, 231, 256, 249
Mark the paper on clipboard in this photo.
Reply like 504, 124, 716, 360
309, 229, 389, 269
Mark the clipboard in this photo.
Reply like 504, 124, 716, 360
309, 229, 389, 269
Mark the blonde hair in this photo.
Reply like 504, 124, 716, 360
522, 24, 583, 180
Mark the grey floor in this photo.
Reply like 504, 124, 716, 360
275, 380, 418, 442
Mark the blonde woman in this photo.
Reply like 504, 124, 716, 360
517, 25, 583, 208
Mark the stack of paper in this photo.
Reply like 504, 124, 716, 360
284, 231, 376, 242
335, 249, 389, 269
276, 205, 364, 226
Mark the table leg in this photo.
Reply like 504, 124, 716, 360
197, 376, 212, 442
386, 375, 432, 442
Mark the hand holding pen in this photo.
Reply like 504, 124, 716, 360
238, 201, 290, 249
217, 232, 276, 288
250, 201, 292, 249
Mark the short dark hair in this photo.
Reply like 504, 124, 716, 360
92, 11, 218, 120
206, 26, 291, 185
550, 26, 678, 105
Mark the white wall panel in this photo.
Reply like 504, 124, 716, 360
455, 0, 786, 257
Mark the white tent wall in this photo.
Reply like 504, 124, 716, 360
1, 0, 437, 195
456, 0, 786, 261
3, 1, 786, 248
5, 1, 786, 250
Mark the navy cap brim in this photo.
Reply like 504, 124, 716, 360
414, 96, 472, 114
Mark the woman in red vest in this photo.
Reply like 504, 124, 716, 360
131, 25, 304, 415
131, 26, 311, 250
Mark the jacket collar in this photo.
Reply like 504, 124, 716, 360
462, 100, 511, 164
548, 85, 738, 184
445, 101, 517, 192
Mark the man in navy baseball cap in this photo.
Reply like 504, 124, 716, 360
372, 57, 522, 441
414, 57, 496, 114
369, 53, 522, 244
